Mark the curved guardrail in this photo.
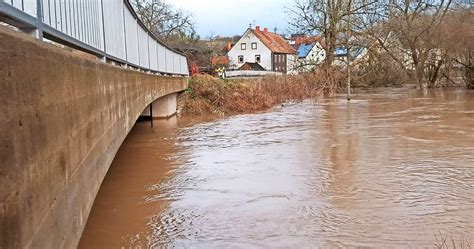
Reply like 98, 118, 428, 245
0, 0, 189, 76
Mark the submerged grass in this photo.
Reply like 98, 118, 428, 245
179, 71, 345, 116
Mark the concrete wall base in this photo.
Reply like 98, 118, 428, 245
0, 26, 187, 249
140, 93, 179, 119
151, 92, 179, 118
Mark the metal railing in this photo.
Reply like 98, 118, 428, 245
0, 0, 189, 76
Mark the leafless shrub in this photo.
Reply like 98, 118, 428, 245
437, 7, 474, 89
351, 54, 411, 87
464, 66, 474, 89
435, 232, 472, 249
179, 73, 346, 116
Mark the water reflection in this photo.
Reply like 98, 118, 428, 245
78, 117, 184, 248
323, 101, 359, 209
80, 88, 474, 248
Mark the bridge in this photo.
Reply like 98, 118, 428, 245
0, 1, 189, 248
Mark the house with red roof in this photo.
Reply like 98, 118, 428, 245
227, 26, 297, 74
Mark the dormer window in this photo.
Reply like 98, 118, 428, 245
251, 42, 257, 50
241, 43, 246, 50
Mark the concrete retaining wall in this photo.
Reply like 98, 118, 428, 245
0, 26, 187, 248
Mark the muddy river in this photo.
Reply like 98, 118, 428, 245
79, 88, 474, 248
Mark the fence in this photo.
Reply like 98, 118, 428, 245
0, 0, 189, 76
225, 70, 283, 78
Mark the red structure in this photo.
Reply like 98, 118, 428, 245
190, 63, 200, 76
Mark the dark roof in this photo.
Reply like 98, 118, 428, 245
291, 34, 305, 39
239, 62, 266, 71
334, 46, 366, 59
293, 36, 326, 48
335, 47, 348, 57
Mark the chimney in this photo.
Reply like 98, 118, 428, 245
255, 26, 260, 32
264, 27, 268, 33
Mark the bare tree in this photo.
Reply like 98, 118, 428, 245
132, 0, 196, 41
363, 0, 453, 87
438, 6, 474, 88
288, 0, 380, 67
288, 0, 472, 89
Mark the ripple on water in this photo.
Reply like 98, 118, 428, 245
79, 89, 474, 249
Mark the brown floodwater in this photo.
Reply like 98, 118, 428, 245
79, 88, 474, 248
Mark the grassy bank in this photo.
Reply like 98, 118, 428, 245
179, 72, 345, 116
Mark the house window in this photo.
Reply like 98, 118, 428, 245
251, 42, 257, 50
241, 43, 246, 50
255, 55, 261, 63
238, 55, 244, 63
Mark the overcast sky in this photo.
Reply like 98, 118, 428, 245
171, 0, 293, 38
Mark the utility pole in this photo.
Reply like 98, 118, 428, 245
346, 0, 352, 101
347, 47, 351, 101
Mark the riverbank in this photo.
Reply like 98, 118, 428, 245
178, 72, 346, 116
178, 71, 472, 117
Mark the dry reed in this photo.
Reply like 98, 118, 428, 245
179, 70, 346, 116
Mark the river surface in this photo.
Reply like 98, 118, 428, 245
79, 88, 474, 248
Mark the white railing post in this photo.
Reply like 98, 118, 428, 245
122, 2, 128, 62
35, 0, 43, 39
135, 17, 140, 69
98, 0, 106, 61
147, 32, 150, 69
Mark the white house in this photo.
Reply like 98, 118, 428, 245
294, 41, 326, 72
333, 46, 369, 67
227, 26, 296, 74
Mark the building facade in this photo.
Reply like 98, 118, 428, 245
227, 26, 296, 74
294, 41, 326, 72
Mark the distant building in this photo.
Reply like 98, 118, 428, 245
292, 36, 326, 72
227, 26, 297, 74
333, 46, 368, 67
288, 34, 305, 45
